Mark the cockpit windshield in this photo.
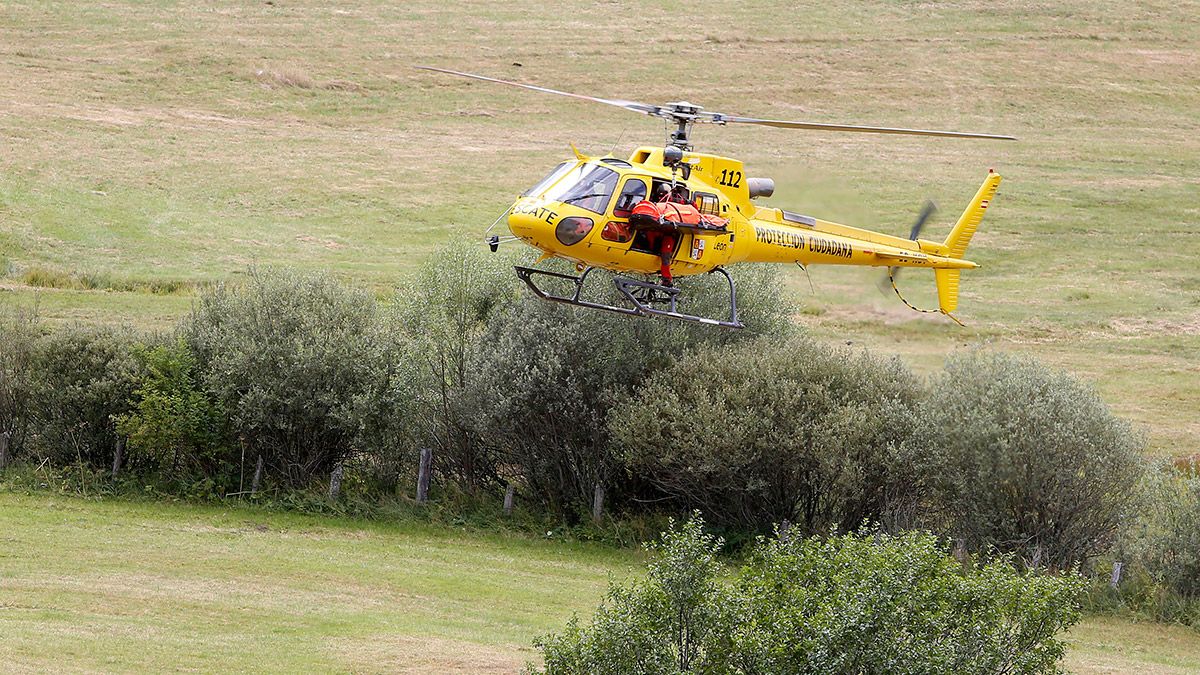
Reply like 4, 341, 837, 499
521, 161, 574, 198
541, 164, 619, 215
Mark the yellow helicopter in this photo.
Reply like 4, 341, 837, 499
418, 66, 1013, 329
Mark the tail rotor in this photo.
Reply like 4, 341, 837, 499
878, 200, 937, 292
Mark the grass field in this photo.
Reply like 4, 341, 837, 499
0, 491, 641, 673
1, 5, 1197, 668
0, 491, 1197, 674
1, 0, 1197, 454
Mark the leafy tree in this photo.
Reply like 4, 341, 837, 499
533, 517, 1086, 675
608, 336, 923, 532
914, 350, 1144, 568
534, 516, 734, 674
115, 340, 229, 483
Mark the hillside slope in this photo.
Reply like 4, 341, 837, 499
1, 1, 1196, 452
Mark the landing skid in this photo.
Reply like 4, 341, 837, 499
514, 265, 744, 329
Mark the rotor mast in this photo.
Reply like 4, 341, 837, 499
665, 101, 703, 150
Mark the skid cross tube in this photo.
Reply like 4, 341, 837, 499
514, 265, 744, 329
615, 267, 743, 329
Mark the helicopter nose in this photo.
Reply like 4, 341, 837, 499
507, 208, 557, 249
507, 210, 538, 237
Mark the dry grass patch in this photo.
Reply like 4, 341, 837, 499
253, 66, 317, 90
252, 67, 365, 93
325, 635, 529, 674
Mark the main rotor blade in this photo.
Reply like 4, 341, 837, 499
417, 66, 1016, 142
415, 66, 664, 118
714, 114, 1016, 141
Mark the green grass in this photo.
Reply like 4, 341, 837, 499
0, 491, 642, 673
1, 491, 1197, 673
1066, 617, 1200, 675
2, 0, 1196, 455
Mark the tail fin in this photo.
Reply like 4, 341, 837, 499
943, 171, 1001, 259
934, 269, 961, 314
934, 171, 1001, 316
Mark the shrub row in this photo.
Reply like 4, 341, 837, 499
0, 247, 1152, 574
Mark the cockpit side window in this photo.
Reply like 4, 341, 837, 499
613, 177, 648, 218
543, 164, 619, 215
651, 179, 690, 204
693, 192, 720, 216
521, 161, 574, 198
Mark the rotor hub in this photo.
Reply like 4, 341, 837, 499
666, 101, 703, 115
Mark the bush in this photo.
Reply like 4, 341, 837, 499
470, 264, 794, 516
344, 332, 423, 495
25, 325, 140, 468
608, 336, 922, 533
0, 311, 39, 461
535, 516, 731, 674
1128, 466, 1200, 599
115, 339, 230, 485
395, 242, 521, 492
914, 350, 1144, 569
186, 268, 397, 487
468, 298, 616, 514
533, 516, 1085, 674
1094, 464, 1200, 625
730, 528, 1085, 674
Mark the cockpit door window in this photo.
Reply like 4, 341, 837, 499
613, 177, 648, 218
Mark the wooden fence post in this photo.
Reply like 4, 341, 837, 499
592, 483, 605, 523
503, 484, 515, 516
952, 539, 968, 565
328, 461, 344, 500
111, 436, 125, 479
0, 430, 10, 470
416, 447, 432, 503
1110, 562, 1124, 589
251, 455, 264, 495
